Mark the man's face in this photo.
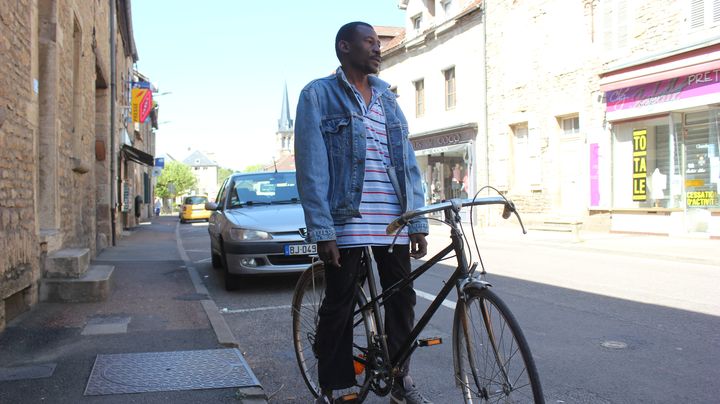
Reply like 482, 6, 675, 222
343, 25, 381, 74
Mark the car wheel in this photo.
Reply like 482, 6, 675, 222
220, 244, 240, 291
211, 251, 222, 269
180, 218, 186, 224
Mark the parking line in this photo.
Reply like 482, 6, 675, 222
414, 289, 456, 310
221, 304, 292, 314
220, 290, 455, 315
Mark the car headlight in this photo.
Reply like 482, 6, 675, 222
229, 228, 272, 241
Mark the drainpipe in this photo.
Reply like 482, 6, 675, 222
482, 3, 491, 225
109, 0, 117, 246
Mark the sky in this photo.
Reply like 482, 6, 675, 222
131, 0, 405, 171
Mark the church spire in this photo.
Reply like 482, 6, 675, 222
278, 82, 293, 132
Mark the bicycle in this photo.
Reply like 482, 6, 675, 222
292, 194, 545, 403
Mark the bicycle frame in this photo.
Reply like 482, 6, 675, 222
354, 206, 476, 381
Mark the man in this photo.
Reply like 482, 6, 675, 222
295, 22, 431, 404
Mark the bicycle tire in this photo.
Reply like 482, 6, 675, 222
291, 262, 377, 400
452, 286, 544, 403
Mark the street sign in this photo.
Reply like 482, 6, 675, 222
155, 157, 165, 168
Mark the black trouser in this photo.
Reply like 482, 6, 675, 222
316, 245, 416, 390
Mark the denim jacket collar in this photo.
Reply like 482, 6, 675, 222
335, 67, 391, 98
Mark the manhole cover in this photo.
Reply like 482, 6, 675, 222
84, 348, 259, 395
601, 340, 628, 349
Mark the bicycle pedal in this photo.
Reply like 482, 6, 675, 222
418, 337, 443, 346
336, 392, 358, 402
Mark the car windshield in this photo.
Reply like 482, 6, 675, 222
185, 196, 207, 205
228, 172, 300, 208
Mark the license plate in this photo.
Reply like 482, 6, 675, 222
284, 243, 317, 255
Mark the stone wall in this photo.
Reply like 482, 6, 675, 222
0, 0, 140, 331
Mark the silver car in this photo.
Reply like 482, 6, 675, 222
206, 171, 316, 290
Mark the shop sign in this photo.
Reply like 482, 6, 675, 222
686, 191, 717, 206
131, 81, 153, 123
412, 130, 475, 151
606, 68, 720, 113
122, 182, 131, 212
632, 129, 647, 201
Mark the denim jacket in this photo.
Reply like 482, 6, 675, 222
295, 69, 429, 243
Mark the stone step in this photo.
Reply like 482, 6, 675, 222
45, 248, 90, 279
40, 265, 114, 303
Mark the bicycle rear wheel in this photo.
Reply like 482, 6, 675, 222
291, 262, 377, 400
453, 286, 544, 403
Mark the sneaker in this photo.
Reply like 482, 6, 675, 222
389, 376, 433, 404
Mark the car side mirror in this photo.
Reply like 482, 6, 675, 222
205, 202, 218, 211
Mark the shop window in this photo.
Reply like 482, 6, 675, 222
561, 116, 580, 135
444, 67, 456, 110
414, 79, 425, 117
611, 115, 692, 209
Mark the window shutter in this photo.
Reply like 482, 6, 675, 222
690, 0, 705, 28
713, 0, 720, 23
616, 0, 628, 48
602, 0, 614, 52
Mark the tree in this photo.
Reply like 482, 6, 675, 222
217, 167, 234, 186
243, 164, 265, 173
156, 161, 197, 199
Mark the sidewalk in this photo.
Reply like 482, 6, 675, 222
0, 216, 267, 404
425, 220, 720, 266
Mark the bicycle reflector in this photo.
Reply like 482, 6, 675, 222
353, 354, 365, 375
418, 337, 443, 347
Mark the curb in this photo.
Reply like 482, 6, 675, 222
174, 222, 239, 347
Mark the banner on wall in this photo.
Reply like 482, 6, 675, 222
632, 129, 648, 201
131, 81, 153, 123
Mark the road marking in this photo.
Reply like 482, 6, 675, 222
184, 249, 207, 252
220, 291, 455, 315
414, 289, 456, 310
195, 258, 211, 263
221, 304, 293, 314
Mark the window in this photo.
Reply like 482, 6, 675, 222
689, 0, 720, 29
414, 79, 425, 117
444, 67, 456, 110
561, 116, 580, 135
426, 0, 435, 16
602, 0, 631, 51
411, 14, 422, 32
442, 0, 453, 14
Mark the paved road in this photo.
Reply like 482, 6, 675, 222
178, 220, 720, 404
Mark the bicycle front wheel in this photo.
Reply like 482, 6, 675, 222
452, 286, 544, 403
291, 262, 377, 400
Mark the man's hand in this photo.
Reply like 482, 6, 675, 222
409, 233, 427, 259
318, 240, 341, 268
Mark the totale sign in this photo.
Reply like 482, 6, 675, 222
632, 129, 647, 201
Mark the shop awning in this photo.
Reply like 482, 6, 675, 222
121, 144, 154, 167
599, 41, 720, 92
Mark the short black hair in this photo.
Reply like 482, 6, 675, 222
335, 21, 373, 60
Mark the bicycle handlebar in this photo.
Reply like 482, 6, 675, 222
386, 196, 524, 235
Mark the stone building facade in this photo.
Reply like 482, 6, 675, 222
384, 0, 720, 236
380, 0, 485, 222
0, 0, 151, 332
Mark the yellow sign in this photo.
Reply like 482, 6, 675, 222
685, 179, 704, 187
632, 129, 647, 201
686, 191, 717, 206
131, 87, 152, 123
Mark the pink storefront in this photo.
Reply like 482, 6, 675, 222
599, 40, 720, 237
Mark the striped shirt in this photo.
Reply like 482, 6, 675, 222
335, 69, 409, 248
